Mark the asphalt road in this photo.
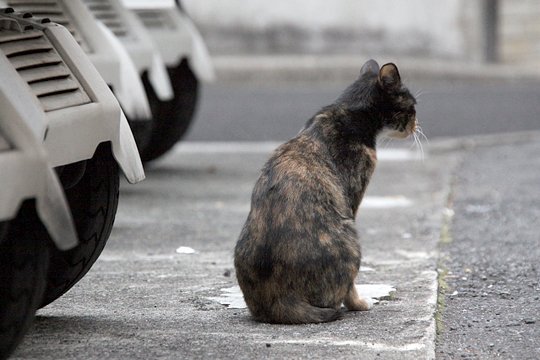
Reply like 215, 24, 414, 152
186, 80, 540, 142
436, 140, 540, 359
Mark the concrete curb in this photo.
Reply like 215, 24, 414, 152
428, 130, 540, 155
212, 54, 540, 84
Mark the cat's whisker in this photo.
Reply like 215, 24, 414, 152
408, 137, 416, 150
413, 132, 425, 161
416, 125, 430, 144
414, 89, 433, 103
410, 135, 422, 158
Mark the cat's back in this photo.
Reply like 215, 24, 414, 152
253, 133, 346, 210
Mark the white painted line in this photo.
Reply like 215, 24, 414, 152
360, 266, 375, 272
377, 148, 426, 161
260, 339, 425, 351
395, 250, 435, 260
98, 254, 177, 262
174, 142, 280, 154
361, 196, 413, 209
121, 0, 174, 9
175, 142, 425, 160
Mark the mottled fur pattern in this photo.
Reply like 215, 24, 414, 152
234, 60, 418, 324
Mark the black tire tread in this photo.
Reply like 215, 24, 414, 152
140, 59, 199, 162
0, 203, 49, 360
41, 143, 119, 307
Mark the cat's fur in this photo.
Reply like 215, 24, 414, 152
234, 60, 418, 324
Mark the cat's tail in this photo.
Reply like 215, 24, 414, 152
253, 298, 343, 324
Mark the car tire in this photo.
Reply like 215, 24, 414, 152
40, 143, 119, 308
127, 119, 153, 155
0, 202, 49, 360
140, 58, 199, 162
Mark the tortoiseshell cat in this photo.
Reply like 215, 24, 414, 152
234, 60, 418, 324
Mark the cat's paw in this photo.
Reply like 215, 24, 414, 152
363, 297, 375, 310
346, 296, 373, 311
357, 297, 373, 311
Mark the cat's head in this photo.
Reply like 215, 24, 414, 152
368, 60, 418, 138
340, 60, 418, 139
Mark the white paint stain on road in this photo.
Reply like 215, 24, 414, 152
208, 286, 247, 309
175, 246, 197, 254
209, 283, 396, 309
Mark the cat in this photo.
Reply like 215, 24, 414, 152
234, 60, 418, 324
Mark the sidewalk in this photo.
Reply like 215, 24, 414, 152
211, 54, 540, 84
13, 139, 458, 359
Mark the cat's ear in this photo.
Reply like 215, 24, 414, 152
378, 63, 401, 90
360, 59, 379, 77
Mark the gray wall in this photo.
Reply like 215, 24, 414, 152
184, 0, 540, 64
183, 0, 486, 61
500, 0, 540, 63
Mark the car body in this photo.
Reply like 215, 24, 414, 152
123, 0, 214, 83
0, 54, 77, 250
0, 8, 144, 181
83, 0, 174, 102
1, 9, 144, 358
2, 0, 153, 120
